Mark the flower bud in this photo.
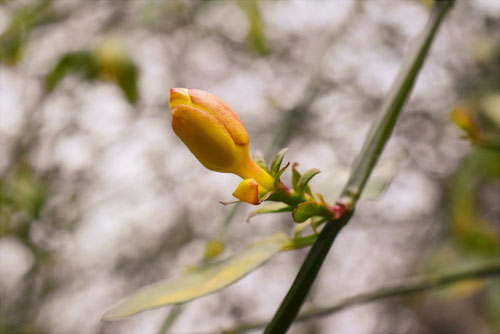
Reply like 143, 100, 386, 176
169, 88, 274, 202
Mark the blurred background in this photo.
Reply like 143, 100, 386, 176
1, 0, 499, 333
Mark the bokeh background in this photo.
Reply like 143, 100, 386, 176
1, 0, 499, 333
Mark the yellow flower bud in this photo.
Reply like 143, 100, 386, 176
169, 88, 274, 201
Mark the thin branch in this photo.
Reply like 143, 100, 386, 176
232, 258, 500, 333
339, 0, 455, 208
264, 1, 455, 332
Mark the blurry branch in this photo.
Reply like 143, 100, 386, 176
264, 1, 455, 332
230, 258, 500, 333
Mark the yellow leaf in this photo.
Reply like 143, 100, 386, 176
103, 233, 289, 320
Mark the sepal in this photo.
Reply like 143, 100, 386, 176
274, 162, 290, 188
297, 168, 320, 194
270, 148, 289, 176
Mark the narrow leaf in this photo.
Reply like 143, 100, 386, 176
103, 233, 289, 320
292, 163, 301, 191
270, 148, 289, 176
297, 168, 320, 195
247, 203, 293, 221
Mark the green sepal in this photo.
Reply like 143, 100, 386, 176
247, 203, 293, 221
297, 168, 320, 195
270, 148, 289, 176
253, 151, 269, 172
292, 163, 301, 191
273, 162, 290, 188
292, 201, 333, 223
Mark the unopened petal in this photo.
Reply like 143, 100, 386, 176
188, 89, 249, 146
232, 179, 260, 205
169, 88, 191, 111
172, 104, 238, 172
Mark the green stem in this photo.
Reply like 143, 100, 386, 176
264, 1, 455, 332
339, 0, 455, 207
264, 212, 352, 334
233, 258, 500, 333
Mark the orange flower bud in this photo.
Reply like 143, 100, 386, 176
169, 88, 274, 202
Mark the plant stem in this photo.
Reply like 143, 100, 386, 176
233, 258, 500, 333
264, 212, 352, 334
264, 1, 455, 332
339, 0, 455, 208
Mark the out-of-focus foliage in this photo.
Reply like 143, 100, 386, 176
418, 38, 500, 332
45, 39, 139, 104
236, 0, 270, 56
0, 161, 46, 237
203, 238, 225, 261
0, 0, 57, 65
103, 233, 288, 320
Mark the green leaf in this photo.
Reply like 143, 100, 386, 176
44, 51, 98, 91
247, 203, 293, 221
291, 163, 301, 191
297, 168, 320, 195
292, 201, 332, 223
0, 0, 56, 65
103, 233, 289, 320
270, 148, 289, 177
115, 58, 139, 104
44, 40, 140, 104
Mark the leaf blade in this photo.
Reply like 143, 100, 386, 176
103, 233, 289, 320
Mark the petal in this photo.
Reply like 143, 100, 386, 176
188, 89, 249, 146
232, 179, 260, 205
169, 88, 190, 111
172, 104, 238, 172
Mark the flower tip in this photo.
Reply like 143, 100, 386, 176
169, 88, 191, 110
